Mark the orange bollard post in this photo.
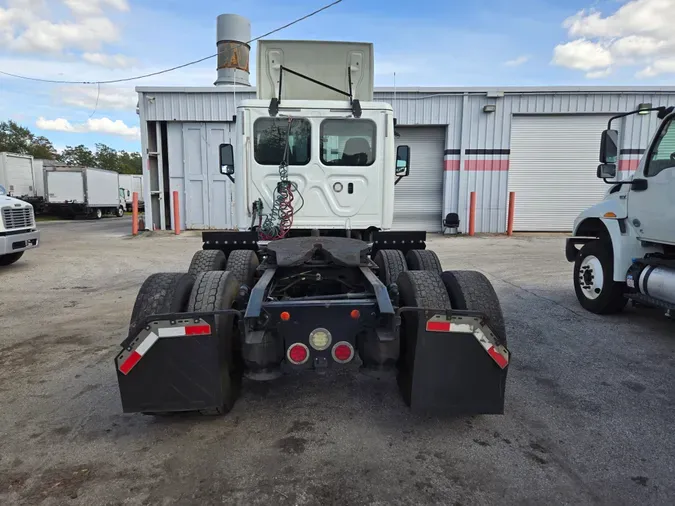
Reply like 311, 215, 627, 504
468, 191, 477, 236
507, 191, 516, 236
173, 191, 180, 235
131, 192, 139, 236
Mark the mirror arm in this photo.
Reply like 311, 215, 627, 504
394, 176, 404, 186
225, 174, 235, 184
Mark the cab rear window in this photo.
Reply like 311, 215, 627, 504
254, 118, 311, 166
320, 119, 376, 166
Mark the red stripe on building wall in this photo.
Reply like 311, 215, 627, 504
619, 159, 640, 172
444, 159, 460, 171
464, 159, 509, 171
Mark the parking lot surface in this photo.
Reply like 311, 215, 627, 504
1, 219, 673, 505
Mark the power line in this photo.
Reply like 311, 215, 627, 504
0, 0, 342, 86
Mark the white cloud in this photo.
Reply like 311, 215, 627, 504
586, 68, 613, 79
36, 117, 76, 132
552, 39, 613, 70
553, 0, 675, 77
11, 16, 119, 53
504, 55, 530, 67
64, 0, 129, 17
36, 116, 140, 138
82, 52, 136, 69
59, 85, 138, 110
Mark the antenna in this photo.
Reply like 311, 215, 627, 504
393, 71, 396, 113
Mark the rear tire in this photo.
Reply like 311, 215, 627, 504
0, 252, 24, 266
396, 271, 452, 406
95, 208, 103, 220
406, 249, 442, 273
188, 271, 242, 415
188, 250, 227, 276
573, 240, 627, 314
373, 249, 407, 285
440, 270, 507, 345
127, 273, 195, 342
225, 250, 259, 287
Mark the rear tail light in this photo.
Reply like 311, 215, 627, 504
332, 342, 354, 363
287, 343, 309, 365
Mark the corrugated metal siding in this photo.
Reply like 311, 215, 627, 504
140, 88, 675, 232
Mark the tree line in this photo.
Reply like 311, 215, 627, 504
0, 120, 142, 174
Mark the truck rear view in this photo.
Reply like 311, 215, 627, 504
115, 38, 510, 418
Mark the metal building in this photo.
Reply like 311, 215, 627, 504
136, 13, 675, 233
137, 85, 675, 233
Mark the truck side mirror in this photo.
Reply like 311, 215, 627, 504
396, 145, 410, 177
597, 163, 617, 179
600, 129, 619, 164
219, 143, 235, 178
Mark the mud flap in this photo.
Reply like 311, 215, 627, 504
115, 312, 237, 414
398, 309, 509, 415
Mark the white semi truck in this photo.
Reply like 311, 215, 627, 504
0, 184, 39, 266
567, 105, 675, 317
0, 152, 45, 210
44, 167, 125, 219
116, 39, 510, 418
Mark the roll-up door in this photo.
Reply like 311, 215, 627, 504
508, 115, 613, 231
394, 127, 445, 231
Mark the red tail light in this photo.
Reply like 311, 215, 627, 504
287, 343, 309, 365
332, 342, 354, 363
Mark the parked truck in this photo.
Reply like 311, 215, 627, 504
118, 174, 144, 211
0, 184, 39, 266
567, 105, 675, 318
45, 167, 125, 219
116, 39, 509, 418
0, 152, 45, 211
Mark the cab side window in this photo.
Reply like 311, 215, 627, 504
646, 119, 675, 177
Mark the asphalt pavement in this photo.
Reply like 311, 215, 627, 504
0, 221, 673, 505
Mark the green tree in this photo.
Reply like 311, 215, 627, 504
0, 120, 57, 159
117, 150, 142, 174
95, 143, 119, 172
59, 145, 96, 166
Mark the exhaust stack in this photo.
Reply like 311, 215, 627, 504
214, 14, 251, 86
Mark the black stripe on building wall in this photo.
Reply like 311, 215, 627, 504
620, 148, 646, 155
465, 149, 511, 155
444, 149, 461, 156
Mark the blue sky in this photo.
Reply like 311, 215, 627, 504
1, 0, 673, 153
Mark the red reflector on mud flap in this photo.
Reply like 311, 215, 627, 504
118, 331, 159, 376
185, 324, 211, 336
426, 320, 452, 332
487, 346, 508, 369
119, 351, 142, 375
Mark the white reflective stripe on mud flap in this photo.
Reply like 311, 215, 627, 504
136, 332, 159, 355
157, 327, 187, 338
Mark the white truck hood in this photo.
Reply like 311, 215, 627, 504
0, 194, 31, 208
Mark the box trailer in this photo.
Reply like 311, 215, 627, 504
118, 174, 144, 211
0, 152, 39, 200
45, 167, 125, 219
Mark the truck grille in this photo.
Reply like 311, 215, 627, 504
2, 207, 35, 229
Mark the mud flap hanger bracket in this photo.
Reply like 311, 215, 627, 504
268, 65, 362, 118
394, 307, 510, 369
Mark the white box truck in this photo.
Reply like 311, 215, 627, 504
45, 167, 125, 219
118, 174, 144, 211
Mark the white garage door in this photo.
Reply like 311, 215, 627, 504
509, 115, 612, 231
394, 127, 445, 231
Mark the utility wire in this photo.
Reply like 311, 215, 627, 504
0, 0, 342, 86
87, 83, 100, 119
